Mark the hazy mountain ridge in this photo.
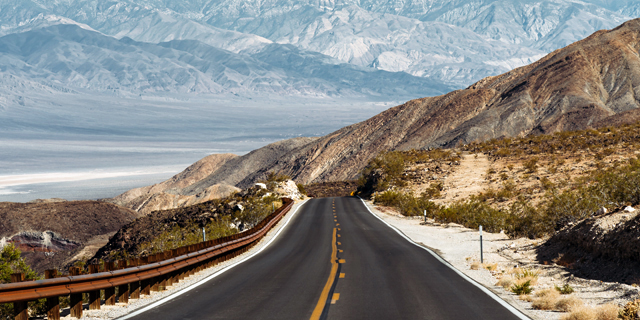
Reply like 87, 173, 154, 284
1, 0, 634, 89
0, 24, 449, 97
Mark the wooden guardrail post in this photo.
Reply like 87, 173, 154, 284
140, 257, 151, 296
149, 255, 159, 292
157, 252, 167, 291
128, 259, 140, 300
88, 264, 101, 310
11, 273, 27, 320
69, 267, 83, 318
44, 270, 60, 320
104, 262, 116, 306
117, 260, 129, 304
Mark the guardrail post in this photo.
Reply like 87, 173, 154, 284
149, 255, 159, 292
140, 257, 151, 296
44, 270, 60, 320
11, 273, 28, 320
128, 259, 141, 300
88, 264, 101, 310
157, 253, 167, 291
104, 262, 116, 306
117, 260, 129, 304
69, 267, 83, 318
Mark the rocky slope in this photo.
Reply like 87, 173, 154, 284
0, 200, 138, 272
238, 18, 640, 185
110, 153, 241, 215
538, 207, 640, 284
117, 19, 640, 208
111, 138, 316, 213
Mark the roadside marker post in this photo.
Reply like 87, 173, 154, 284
479, 225, 483, 264
202, 227, 206, 242
423, 210, 426, 223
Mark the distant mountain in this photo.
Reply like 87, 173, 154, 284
0, 0, 634, 89
0, 24, 449, 97
120, 18, 640, 196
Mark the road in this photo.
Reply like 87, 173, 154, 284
123, 197, 528, 320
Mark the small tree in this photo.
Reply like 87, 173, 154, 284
1, 243, 43, 319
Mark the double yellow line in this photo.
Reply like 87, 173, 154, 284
309, 227, 339, 320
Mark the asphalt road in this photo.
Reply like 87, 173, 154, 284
124, 197, 528, 320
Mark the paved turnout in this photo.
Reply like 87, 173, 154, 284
123, 197, 527, 320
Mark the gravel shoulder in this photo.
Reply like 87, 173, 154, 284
363, 200, 640, 320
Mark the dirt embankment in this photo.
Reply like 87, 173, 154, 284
539, 207, 640, 284
0, 200, 139, 272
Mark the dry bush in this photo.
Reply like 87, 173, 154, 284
496, 277, 514, 289
560, 308, 596, 320
531, 288, 561, 310
595, 304, 619, 320
556, 296, 584, 312
470, 261, 480, 270
619, 299, 640, 320
560, 304, 619, 320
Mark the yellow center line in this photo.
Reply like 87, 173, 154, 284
310, 228, 339, 320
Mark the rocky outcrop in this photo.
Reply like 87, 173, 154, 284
0, 201, 138, 272
538, 207, 640, 284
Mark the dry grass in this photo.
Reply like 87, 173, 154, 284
560, 304, 620, 320
470, 261, 480, 270
496, 277, 514, 289
595, 304, 620, 320
531, 288, 561, 310
556, 296, 584, 312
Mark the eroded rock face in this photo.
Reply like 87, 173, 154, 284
1, 231, 80, 253
538, 207, 640, 284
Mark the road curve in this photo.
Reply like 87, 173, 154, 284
122, 197, 528, 320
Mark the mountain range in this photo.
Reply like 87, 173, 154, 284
111, 18, 640, 214
0, 0, 636, 99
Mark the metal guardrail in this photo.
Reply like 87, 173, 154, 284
0, 198, 294, 320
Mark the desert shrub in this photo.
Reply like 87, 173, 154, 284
555, 283, 574, 294
374, 190, 440, 217
511, 280, 533, 295
619, 299, 640, 320
0, 244, 45, 319
531, 288, 560, 310
422, 181, 444, 199
561, 308, 596, 320
524, 157, 539, 173
496, 277, 514, 289
555, 296, 584, 312
438, 199, 508, 232
594, 304, 619, 320
296, 183, 307, 195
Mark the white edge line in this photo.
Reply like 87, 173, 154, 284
117, 199, 309, 320
358, 197, 532, 320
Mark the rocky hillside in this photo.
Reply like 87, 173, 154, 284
111, 137, 317, 213
94, 180, 302, 262
116, 19, 640, 212
174, 19, 640, 188
0, 200, 138, 272
110, 153, 240, 215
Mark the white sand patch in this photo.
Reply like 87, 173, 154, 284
0, 166, 186, 188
